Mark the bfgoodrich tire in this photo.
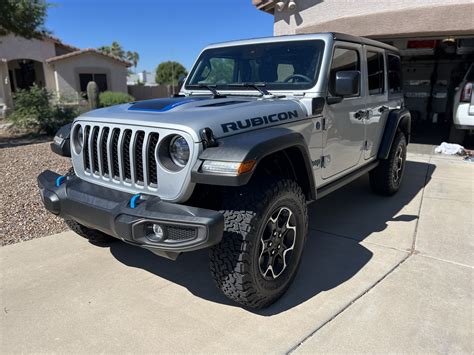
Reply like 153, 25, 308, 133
369, 132, 407, 196
209, 179, 308, 309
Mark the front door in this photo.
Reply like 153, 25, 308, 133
323, 44, 366, 179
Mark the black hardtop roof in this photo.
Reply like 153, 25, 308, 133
330, 32, 399, 53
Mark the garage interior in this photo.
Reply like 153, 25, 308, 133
385, 37, 474, 148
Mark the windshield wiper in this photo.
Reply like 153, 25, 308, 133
187, 84, 226, 98
227, 82, 271, 96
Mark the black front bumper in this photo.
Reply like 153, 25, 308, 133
37, 170, 224, 259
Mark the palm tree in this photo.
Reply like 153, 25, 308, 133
127, 51, 140, 73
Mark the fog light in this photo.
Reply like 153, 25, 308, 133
146, 224, 165, 242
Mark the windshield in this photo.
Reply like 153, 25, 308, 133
186, 40, 325, 91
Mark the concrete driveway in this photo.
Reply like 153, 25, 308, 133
1, 151, 472, 353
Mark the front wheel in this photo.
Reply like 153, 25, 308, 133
209, 179, 308, 309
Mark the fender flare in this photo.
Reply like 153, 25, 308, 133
377, 108, 411, 160
50, 123, 72, 157
191, 127, 316, 198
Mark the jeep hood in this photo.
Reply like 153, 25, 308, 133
76, 96, 308, 142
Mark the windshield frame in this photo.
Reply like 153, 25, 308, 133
184, 39, 326, 94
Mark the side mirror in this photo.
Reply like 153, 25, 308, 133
50, 123, 72, 157
334, 71, 360, 97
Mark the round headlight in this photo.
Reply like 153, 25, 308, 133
72, 125, 84, 154
169, 135, 190, 167
77, 126, 84, 148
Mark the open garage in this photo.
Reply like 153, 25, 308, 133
253, 0, 474, 147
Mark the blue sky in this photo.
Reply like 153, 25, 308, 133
46, 0, 274, 72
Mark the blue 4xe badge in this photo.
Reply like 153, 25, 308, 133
221, 110, 299, 133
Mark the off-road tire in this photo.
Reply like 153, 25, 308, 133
209, 179, 308, 309
369, 132, 407, 196
63, 167, 115, 245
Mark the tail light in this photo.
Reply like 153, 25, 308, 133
461, 82, 472, 102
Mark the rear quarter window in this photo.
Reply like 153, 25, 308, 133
387, 54, 402, 94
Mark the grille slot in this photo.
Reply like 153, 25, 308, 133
111, 129, 120, 179
83, 126, 91, 171
148, 133, 159, 186
101, 127, 110, 176
78, 124, 162, 190
135, 131, 145, 184
122, 130, 132, 181
91, 127, 100, 174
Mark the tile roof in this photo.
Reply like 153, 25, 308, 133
46, 48, 132, 67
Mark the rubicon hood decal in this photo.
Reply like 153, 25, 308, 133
128, 97, 209, 112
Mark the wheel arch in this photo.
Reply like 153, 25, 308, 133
191, 127, 316, 201
378, 108, 411, 160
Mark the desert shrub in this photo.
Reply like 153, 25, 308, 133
8, 84, 79, 135
99, 91, 134, 107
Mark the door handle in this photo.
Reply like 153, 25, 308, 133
378, 105, 389, 113
354, 110, 366, 120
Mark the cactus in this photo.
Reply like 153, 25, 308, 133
86, 81, 99, 109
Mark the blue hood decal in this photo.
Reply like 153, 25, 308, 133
128, 97, 209, 112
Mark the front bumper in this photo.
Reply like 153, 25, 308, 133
37, 170, 224, 259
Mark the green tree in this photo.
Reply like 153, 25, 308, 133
0, 0, 49, 39
98, 41, 125, 60
126, 51, 140, 72
155, 61, 187, 85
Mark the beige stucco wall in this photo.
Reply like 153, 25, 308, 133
273, 0, 474, 38
0, 35, 57, 107
51, 52, 128, 102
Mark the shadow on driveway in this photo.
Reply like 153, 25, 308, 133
108, 161, 433, 315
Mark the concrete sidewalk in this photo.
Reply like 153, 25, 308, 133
1, 152, 472, 353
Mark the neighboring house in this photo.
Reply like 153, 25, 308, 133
253, 0, 474, 142
127, 70, 157, 86
0, 34, 131, 115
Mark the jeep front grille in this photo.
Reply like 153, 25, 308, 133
80, 124, 159, 188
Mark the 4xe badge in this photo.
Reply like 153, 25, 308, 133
221, 110, 299, 133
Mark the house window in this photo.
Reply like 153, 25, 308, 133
367, 51, 385, 95
79, 73, 108, 93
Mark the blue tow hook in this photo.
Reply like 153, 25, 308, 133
130, 194, 141, 209
55, 175, 66, 187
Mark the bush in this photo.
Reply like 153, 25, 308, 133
8, 85, 79, 135
99, 91, 134, 107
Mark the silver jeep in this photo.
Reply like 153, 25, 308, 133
39, 32, 410, 308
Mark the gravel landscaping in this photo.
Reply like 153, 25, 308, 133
0, 141, 71, 246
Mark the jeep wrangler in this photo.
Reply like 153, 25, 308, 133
38, 33, 410, 309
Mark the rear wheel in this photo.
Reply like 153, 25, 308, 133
369, 132, 407, 196
209, 179, 308, 309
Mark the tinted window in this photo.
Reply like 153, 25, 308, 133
330, 47, 360, 96
187, 40, 325, 91
387, 55, 402, 94
367, 51, 385, 95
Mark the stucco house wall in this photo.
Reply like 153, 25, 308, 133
0, 34, 130, 115
48, 52, 129, 101
255, 0, 474, 38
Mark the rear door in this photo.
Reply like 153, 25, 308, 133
364, 46, 388, 159
322, 43, 366, 179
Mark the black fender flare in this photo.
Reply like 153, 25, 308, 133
50, 123, 72, 157
191, 127, 316, 199
378, 108, 411, 160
